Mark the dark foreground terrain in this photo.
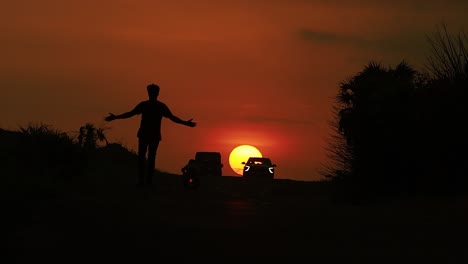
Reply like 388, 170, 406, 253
4, 174, 468, 262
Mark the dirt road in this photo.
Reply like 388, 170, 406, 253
6, 176, 468, 262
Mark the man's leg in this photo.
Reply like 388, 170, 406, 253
138, 138, 148, 185
147, 141, 160, 185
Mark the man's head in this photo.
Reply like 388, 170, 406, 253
147, 84, 160, 99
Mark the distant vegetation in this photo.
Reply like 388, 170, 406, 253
323, 23, 468, 198
0, 122, 144, 196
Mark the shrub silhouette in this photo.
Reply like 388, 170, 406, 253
425, 22, 468, 81
0, 123, 85, 192
0, 122, 139, 192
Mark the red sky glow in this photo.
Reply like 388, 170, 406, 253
1, 0, 467, 181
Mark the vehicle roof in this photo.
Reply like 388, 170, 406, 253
247, 157, 271, 161
195, 151, 221, 161
246, 157, 272, 164
196, 151, 221, 155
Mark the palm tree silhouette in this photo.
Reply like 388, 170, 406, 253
326, 24, 468, 195
96, 127, 109, 146
78, 123, 109, 150
329, 61, 417, 189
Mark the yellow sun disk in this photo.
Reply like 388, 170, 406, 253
229, 145, 262, 175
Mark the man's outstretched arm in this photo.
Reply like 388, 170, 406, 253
105, 110, 138, 122
169, 115, 197, 127
105, 103, 142, 122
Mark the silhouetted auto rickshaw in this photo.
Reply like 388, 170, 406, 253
181, 159, 201, 190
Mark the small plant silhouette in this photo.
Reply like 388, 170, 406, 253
77, 123, 109, 150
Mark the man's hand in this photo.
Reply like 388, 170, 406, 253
105, 113, 116, 122
186, 118, 197, 127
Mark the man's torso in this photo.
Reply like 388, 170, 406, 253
134, 100, 171, 142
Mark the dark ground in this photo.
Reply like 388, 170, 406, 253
4, 174, 468, 262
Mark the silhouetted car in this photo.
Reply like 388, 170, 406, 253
242, 157, 276, 179
194, 151, 223, 177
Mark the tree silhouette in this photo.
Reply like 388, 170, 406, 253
324, 61, 418, 195
325, 24, 468, 197
78, 123, 109, 150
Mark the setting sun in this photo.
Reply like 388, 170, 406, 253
229, 145, 262, 175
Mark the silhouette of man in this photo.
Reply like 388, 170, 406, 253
104, 83, 196, 187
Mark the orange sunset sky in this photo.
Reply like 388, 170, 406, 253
1, 1, 467, 181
